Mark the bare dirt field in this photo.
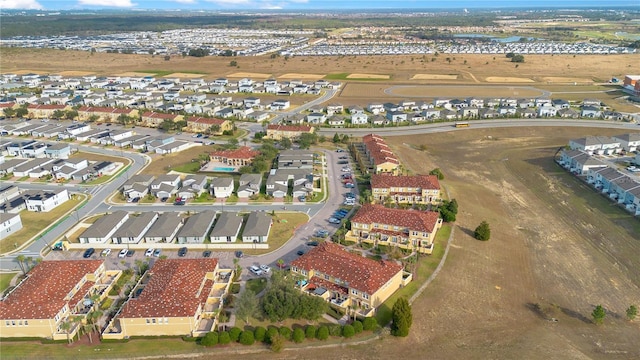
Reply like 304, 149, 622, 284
58, 70, 95, 76
141, 145, 215, 176
543, 76, 595, 83
380, 84, 545, 98
485, 76, 535, 83
226, 72, 272, 78
278, 73, 325, 80
411, 74, 459, 80
212, 127, 640, 360
347, 73, 390, 79
164, 72, 205, 78
115, 71, 152, 77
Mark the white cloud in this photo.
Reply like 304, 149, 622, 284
204, 0, 252, 5
77, 0, 136, 7
0, 0, 44, 9
204, 0, 307, 7
174, 0, 197, 3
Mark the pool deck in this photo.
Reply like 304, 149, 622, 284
201, 161, 239, 173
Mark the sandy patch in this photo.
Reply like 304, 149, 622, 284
411, 74, 458, 80
485, 76, 535, 83
278, 73, 325, 80
6, 70, 45, 75
347, 73, 390, 79
227, 72, 272, 79
542, 76, 593, 83
116, 72, 154, 77
57, 70, 95, 76
163, 73, 205, 79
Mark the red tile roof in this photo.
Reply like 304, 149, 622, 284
142, 111, 177, 120
0, 102, 15, 109
0, 260, 103, 320
371, 174, 440, 190
267, 124, 313, 132
26, 104, 66, 110
210, 146, 259, 160
187, 117, 226, 125
351, 204, 440, 233
362, 134, 399, 166
118, 259, 218, 319
291, 242, 402, 294
78, 106, 133, 114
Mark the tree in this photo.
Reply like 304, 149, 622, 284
201, 331, 219, 346
3, 107, 16, 118
511, 54, 525, 63
65, 110, 78, 120
305, 325, 317, 339
429, 168, 444, 180
228, 326, 242, 342
60, 319, 73, 344
279, 326, 292, 340
229, 60, 238, 67
342, 324, 355, 338
188, 48, 208, 57
332, 133, 340, 143
474, 221, 491, 241
298, 132, 318, 149
15, 107, 28, 118
440, 208, 456, 222
270, 333, 285, 353
316, 326, 329, 340
505, 52, 515, 58
266, 326, 279, 343
235, 289, 259, 324
15, 255, 27, 275
239, 330, 255, 345
352, 320, 363, 334
117, 113, 130, 125
218, 331, 231, 344
626, 305, 637, 321
362, 317, 377, 331
88, 114, 100, 123
592, 305, 606, 325
52, 109, 65, 119
391, 297, 412, 337
253, 326, 266, 342
160, 119, 175, 132
292, 327, 305, 343
279, 137, 292, 150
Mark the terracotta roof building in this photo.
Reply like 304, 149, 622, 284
266, 124, 315, 140
104, 258, 231, 339
210, 146, 260, 167
290, 242, 409, 317
77, 106, 138, 123
370, 174, 440, 205
346, 204, 442, 254
141, 111, 184, 128
359, 134, 399, 175
25, 104, 68, 119
185, 117, 232, 135
0, 260, 118, 340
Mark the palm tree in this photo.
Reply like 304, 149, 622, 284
60, 320, 72, 344
25, 257, 33, 271
15, 255, 27, 275
85, 310, 103, 343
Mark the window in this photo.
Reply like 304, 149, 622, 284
324, 274, 329, 280
5, 321, 9, 326
146, 319, 150, 324
152, 319, 156, 324
393, 226, 399, 231
351, 289, 358, 295
383, 225, 388, 230
363, 293, 369, 300
24, 320, 28, 326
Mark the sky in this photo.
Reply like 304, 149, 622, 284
0, 0, 638, 11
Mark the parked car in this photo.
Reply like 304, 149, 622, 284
345, 183, 355, 188
178, 247, 188, 257
83, 248, 95, 258
153, 249, 162, 257
235, 250, 244, 258
329, 217, 341, 224
126, 249, 135, 257
145, 248, 155, 257
297, 250, 305, 256
160, 197, 168, 202
118, 249, 128, 258
337, 160, 348, 165
306, 241, 319, 247
100, 248, 112, 257
203, 250, 212, 258
260, 264, 271, 273
336, 149, 344, 152
316, 229, 329, 237
249, 265, 263, 276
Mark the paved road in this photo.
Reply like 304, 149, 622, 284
269, 89, 339, 124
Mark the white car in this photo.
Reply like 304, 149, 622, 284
145, 248, 155, 257
249, 265, 263, 276
118, 249, 128, 258
100, 248, 112, 257
341, 167, 351, 172
260, 265, 271, 274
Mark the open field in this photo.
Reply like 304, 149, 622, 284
542, 76, 595, 83
227, 72, 272, 78
115, 72, 152, 77
346, 73, 390, 79
163, 72, 205, 78
141, 145, 215, 175
380, 84, 545, 98
58, 70, 95, 76
278, 73, 325, 80
411, 74, 458, 80
485, 76, 535, 83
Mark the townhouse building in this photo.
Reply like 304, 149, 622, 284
370, 174, 441, 205
266, 124, 315, 140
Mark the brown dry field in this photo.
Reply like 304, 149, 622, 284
208, 127, 640, 360
347, 73, 390, 79
347, 83, 546, 98
2, 48, 637, 83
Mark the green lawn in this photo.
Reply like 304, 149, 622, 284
242, 212, 309, 256
245, 278, 268, 295
374, 224, 452, 326
172, 161, 201, 174
0, 195, 86, 255
0, 273, 17, 295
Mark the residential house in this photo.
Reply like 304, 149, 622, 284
370, 174, 440, 205
104, 259, 228, 339
154, 140, 192, 155
78, 211, 129, 244
178, 174, 208, 200
609, 176, 640, 204
185, 117, 232, 135
176, 210, 217, 244
277, 150, 314, 169
569, 136, 621, 155
386, 111, 407, 123
12, 158, 56, 178
360, 134, 400, 175
0, 260, 115, 340
290, 242, 407, 317
65, 123, 91, 137
0, 213, 22, 238
150, 175, 181, 199
143, 213, 184, 243
210, 177, 234, 198
122, 174, 155, 200
237, 173, 262, 198
209, 212, 244, 243
613, 133, 640, 152
241, 212, 272, 243
77, 106, 138, 123
7, 141, 46, 158
346, 204, 442, 254
266, 124, 314, 141
23, 189, 69, 212
25, 104, 68, 119
111, 212, 159, 244
306, 112, 326, 124
210, 146, 259, 167
44, 142, 72, 159
0, 159, 29, 176
581, 105, 602, 118
141, 112, 183, 128
592, 167, 625, 193
270, 99, 290, 110
559, 149, 606, 175
351, 113, 369, 125
557, 108, 579, 118
327, 115, 345, 127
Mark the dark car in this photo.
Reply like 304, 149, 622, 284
83, 248, 95, 258
306, 241, 319, 247
337, 160, 348, 165
297, 250, 305, 256
235, 250, 244, 258
178, 247, 188, 257
160, 197, 168, 202
126, 249, 135, 257
131, 197, 140, 203
203, 250, 212, 258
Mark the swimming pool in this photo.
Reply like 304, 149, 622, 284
213, 166, 236, 172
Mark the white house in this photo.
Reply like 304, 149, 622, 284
209, 212, 244, 243
111, 212, 158, 244
351, 113, 369, 125
0, 213, 22, 238
211, 177, 234, 198
23, 188, 69, 212
241, 211, 272, 243
613, 133, 640, 152
78, 211, 129, 244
